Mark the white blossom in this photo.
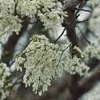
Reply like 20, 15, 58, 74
0, 0, 22, 35
0, 0, 66, 38
84, 45, 100, 60
0, 63, 12, 100
14, 35, 89, 95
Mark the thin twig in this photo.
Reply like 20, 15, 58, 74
11, 75, 23, 90
0, 31, 8, 37
58, 43, 72, 65
75, 7, 92, 12
54, 28, 66, 43
77, 25, 91, 44
75, 0, 89, 15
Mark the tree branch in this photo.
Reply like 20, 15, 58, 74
76, 61, 100, 99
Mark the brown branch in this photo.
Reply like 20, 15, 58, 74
62, 0, 90, 55
62, 0, 86, 47
62, 11, 78, 47
76, 62, 100, 99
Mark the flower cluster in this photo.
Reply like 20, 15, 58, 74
0, 0, 21, 35
14, 35, 89, 95
0, 0, 66, 38
17, 0, 56, 18
84, 45, 100, 61
17, 0, 66, 30
0, 63, 12, 100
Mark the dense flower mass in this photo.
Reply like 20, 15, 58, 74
14, 35, 89, 95
0, 63, 12, 100
0, 0, 100, 99
17, 0, 56, 18
0, 0, 67, 96
0, 0, 66, 38
0, 0, 22, 35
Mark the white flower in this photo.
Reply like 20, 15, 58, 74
15, 35, 89, 95
0, 63, 12, 100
